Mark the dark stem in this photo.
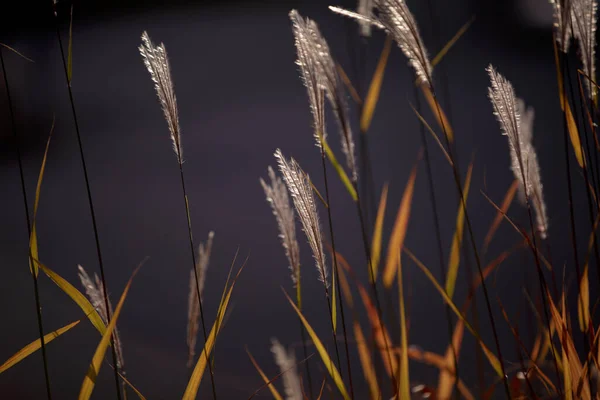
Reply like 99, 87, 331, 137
0, 47, 53, 400
177, 161, 218, 400
49, 3, 122, 398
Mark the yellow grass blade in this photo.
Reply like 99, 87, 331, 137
37, 261, 106, 335
445, 163, 473, 299
483, 179, 519, 254
246, 348, 284, 400
370, 183, 389, 282
383, 165, 417, 288
406, 248, 504, 377
29, 122, 54, 276
323, 140, 357, 202
0, 320, 79, 374
361, 36, 392, 133
183, 267, 241, 399
283, 291, 350, 400
431, 17, 476, 68
421, 84, 454, 143
79, 266, 140, 400
398, 253, 410, 399
353, 321, 379, 400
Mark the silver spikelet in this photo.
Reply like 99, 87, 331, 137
271, 339, 303, 400
329, 0, 432, 86
549, 0, 573, 52
289, 10, 358, 181
260, 166, 301, 286
78, 265, 125, 371
487, 65, 549, 239
187, 231, 215, 367
275, 149, 329, 287
139, 31, 183, 160
571, 0, 597, 99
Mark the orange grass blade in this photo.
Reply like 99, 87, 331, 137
578, 212, 600, 332
431, 17, 476, 68
336, 64, 362, 105
370, 183, 389, 282
421, 84, 454, 143
361, 36, 392, 133
79, 265, 141, 400
353, 321, 379, 399
283, 291, 350, 400
0, 320, 79, 374
332, 262, 338, 334
246, 348, 284, 400
445, 163, 473, 299
410, 103, 453, 166
483, 179, 519, 254
29, 121, 54, 276
383, 165, 417, 288
398, 254, 410, 399
37, 261, 106, 335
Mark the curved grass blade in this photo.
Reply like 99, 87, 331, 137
79, 265, 141, 400
37, 261, 106, 335
482, 179, 519, 254
323, 140, 357, 201
183, 267, 241, 399
246, 347, 284, 400
361, 36, 392, 133
406, 248, 504, 377
370, 183, 389, 282
445, 163, 473, 299
29, 121, 54, 276
283, 291, 350, 400
383, 164, 417, 288
0, 320, 79, 374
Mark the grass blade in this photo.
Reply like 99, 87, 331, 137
421, 84, 454, 143
370, 183, 389, 282
37, 261, 106, 335
353, 321, 379, 400
323, 140, 357, 201
360, 36, 392, 133
246, 348, 284, 400
398, 253, 410, 399
482, 179, 518, 254
0, 320, 79, 374
331, 263, 337, 334
430, 16, 476, 68
383, 164, 417, 288
79, 265, 141, 400
116, 371, 147, 400
283, 291, 350, 400
445, 162, 473, 299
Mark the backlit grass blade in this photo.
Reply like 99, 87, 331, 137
430, 16, 476, 68
117, 372, 147, 400
482, 179, 519, 254
410, 103, 453, 166
183, 266, 242, 399
383, 164, 417, 288
577, 265, 590, 333
331, 263, 337, 334
246, 348, 283, 400
406, 248, 504, 378
397, 253, 410, 399
79, 265, 141, 400
0, 320, 79, 374
37, 261, 106, 335
353, 321, 379, 400
445, 162, 473, 299
283, 291, 350, 400
29, 122, 54, 276
323, 140, 357, 201
360, 36, 392, 133
421, 84, 454, 143
370, 183, 388, 282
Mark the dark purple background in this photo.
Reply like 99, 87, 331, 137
0, 0, 593, 398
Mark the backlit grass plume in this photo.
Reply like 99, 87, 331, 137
78, 265, 125, 371
260, 167, 301, 286
570, 0, 597, 99
271, 339, 302, 400
139, 31, 182, 160
487, 65, 549, 239
275, 149, 329, 287
289, 10, 357, 180
549, 0, 573, 52
330, 0, 432, 87
187, 231, 215, 367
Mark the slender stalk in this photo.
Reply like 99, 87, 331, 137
49, 3, 121, 398
318, 146, 355, 399
177, 161, 218, 400
0, 47, 53, 400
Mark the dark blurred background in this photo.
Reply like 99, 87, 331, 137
0, 0, 594, 398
